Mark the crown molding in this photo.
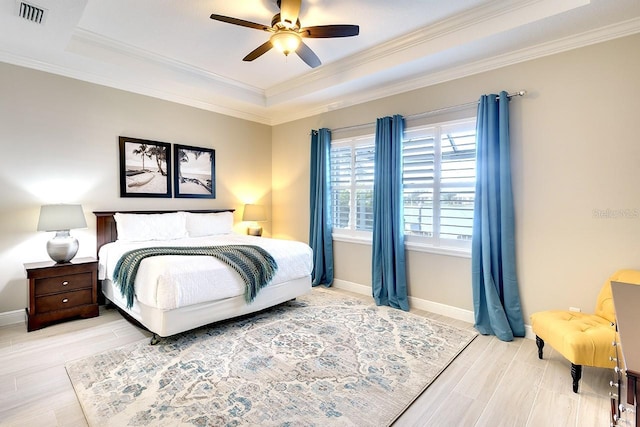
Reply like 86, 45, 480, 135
1, 11, 638, 127
0, 48, 274, 124
267, 16, 640, 125
68, 28, 266, 104
57, 0, 591, 112
264, 0, 589, 104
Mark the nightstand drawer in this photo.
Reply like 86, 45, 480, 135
34, 272, 93, 296
35, 289, 93, 312
25, 257, 99, 331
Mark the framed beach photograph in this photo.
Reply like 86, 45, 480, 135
174, 144, 216, 199
119, 136, 172, 198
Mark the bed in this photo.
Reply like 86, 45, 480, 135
94, 210, 312, 343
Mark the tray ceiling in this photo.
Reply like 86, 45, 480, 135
1, 0, 639, 124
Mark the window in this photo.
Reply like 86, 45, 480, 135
330, 135, 375, 236
329, 117, 476, 251
403, 119, 477, 249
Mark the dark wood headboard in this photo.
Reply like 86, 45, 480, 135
93, 209, 235, 255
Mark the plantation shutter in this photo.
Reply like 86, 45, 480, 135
329, 145, 352, 229
402, 132, 435, 237
354, 143, 375, 231
439, 124, 476, 241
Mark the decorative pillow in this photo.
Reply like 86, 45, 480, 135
114, 212, 187, 241
185, 211, 234, 237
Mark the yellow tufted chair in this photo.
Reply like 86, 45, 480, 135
530, 269, 640, 393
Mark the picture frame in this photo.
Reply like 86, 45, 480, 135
174, 144, 216, 199
119, 136, 172, 198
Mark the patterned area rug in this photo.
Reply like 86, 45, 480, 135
66, 288, 477, 426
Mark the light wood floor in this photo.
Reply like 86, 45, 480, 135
0, 290, 612, 427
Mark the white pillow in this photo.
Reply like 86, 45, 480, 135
185, 211, 234, 237
114, 212, 187, 241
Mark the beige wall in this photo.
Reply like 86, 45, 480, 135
3, 33, 640, 323
272, 33, 640, 322
0, 64, 272, 314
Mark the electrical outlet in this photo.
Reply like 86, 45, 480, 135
569, 306, 581, 313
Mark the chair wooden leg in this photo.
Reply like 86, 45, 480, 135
536, 336, 544, 359
571, 363, 582, 393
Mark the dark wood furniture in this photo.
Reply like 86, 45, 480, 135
626, 370, 640, 426
611, 281, 640, 426
25, 257, 99, 331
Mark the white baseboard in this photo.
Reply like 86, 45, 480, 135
0, 309, 25, 327
524, 325, 535, 340
332, 279, 475, 323
1, 282, 535, 339
409, 295, 475, 324
332, 279, 534, 340
331, 279, 372, 297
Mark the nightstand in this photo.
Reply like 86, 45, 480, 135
25, 257, 99, 331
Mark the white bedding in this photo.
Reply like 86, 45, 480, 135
98, 234, 313, 310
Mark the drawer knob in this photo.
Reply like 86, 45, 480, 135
62, 298, 69, 303
62, 281, 69, 286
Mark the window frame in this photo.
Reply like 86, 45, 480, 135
329, 116, 476, 257
403, 118, 477, 252
329, 134, 376, 241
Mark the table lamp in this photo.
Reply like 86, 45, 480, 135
242, 204, 266, 236
37, 204, 87, 263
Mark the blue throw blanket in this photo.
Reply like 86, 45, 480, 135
112, 245, 278, 309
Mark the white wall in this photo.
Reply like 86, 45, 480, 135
0, 63, 272, 314
272, 33, 640, 323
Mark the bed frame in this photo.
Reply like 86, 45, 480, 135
93, 210, 311, 344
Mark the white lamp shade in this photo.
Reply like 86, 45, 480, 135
37, 204, 87, 231
242, 204, 266, 222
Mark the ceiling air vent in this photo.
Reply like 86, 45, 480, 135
16, 1, 47, 24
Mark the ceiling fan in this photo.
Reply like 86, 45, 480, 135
210, 0, 359, 68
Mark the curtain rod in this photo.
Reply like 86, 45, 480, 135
330, 90, 527, 134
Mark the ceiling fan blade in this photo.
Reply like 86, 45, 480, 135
300, 25, 360, 38
210, 14, 270, 31
243, 40, 274, 62
296, 41, 321, 68
279, 0, 301, 27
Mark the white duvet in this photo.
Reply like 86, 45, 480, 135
98, 234, 313, 310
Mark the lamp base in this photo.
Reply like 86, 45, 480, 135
247, 225, 263, 237
46, 230, 79, 263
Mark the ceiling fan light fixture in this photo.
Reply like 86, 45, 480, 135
270, 30, 301, 56
210, 0, 359, 67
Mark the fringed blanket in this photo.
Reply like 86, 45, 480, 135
112, 245, 278, 309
